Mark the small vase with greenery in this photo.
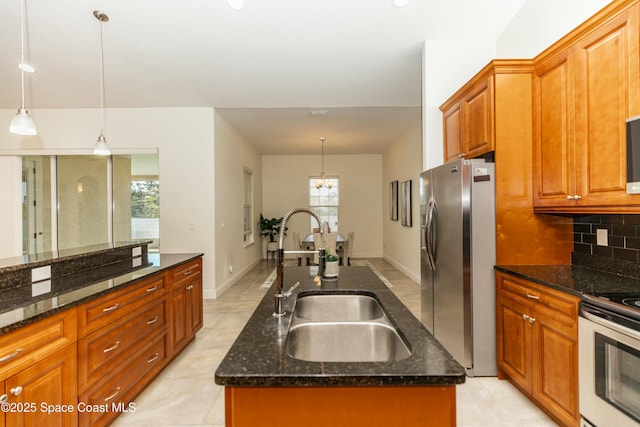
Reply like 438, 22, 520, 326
324, 249, 339, 277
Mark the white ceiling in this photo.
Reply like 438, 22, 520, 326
0, 0, 526, 154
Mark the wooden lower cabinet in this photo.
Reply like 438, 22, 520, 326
225, 386, 457, 427
496, 272, 579, 427
0, 310, 77, 427
169, 258, 203, 356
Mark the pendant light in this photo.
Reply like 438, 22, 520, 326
93, 11, 111, 156
10, 0, 37, 136
315, 137, 333, 189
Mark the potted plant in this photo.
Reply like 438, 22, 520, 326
259, 214, 287, 255
324, 249, 339, 277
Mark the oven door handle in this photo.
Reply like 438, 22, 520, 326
582, 306, 640, 340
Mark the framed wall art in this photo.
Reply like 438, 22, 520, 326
401, 179, 412, 227
390, 180, 398, 221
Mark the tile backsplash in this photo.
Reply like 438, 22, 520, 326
574, 214, 640, 264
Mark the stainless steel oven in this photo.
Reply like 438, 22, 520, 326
579, 294, 640, 427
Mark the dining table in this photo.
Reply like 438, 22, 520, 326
301, 233, 347, 265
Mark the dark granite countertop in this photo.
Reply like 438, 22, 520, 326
495, 264, 640, 297
0, 241, 153, 272
215, 266, 465, 387
0, 253, 203, 335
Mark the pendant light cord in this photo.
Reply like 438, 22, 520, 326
19, 0, 26, 108
99, 16, 106, 135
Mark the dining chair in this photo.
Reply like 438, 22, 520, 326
313, 232, 337, 265
345, 231, 354, 266
292, 231, 307, 266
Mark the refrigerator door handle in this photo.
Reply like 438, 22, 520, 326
425, 198, 437, 270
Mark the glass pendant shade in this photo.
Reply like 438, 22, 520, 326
10, 107, 37, 135
93, 133, 111, 156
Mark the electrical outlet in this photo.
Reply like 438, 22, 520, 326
596, 229, 608, 246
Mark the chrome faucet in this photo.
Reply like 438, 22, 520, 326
274, 207, 325, 317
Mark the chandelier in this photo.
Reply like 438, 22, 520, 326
315, 137, 333, 189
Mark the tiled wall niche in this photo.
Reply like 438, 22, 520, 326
574, 214, 640, 263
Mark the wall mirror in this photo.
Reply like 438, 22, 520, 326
16, 152, 159, 256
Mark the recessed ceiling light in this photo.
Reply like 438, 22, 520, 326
227, 0, 244, 11
309, 110, 328, 116
392, 0, 409, 7
18, 63, 34, 73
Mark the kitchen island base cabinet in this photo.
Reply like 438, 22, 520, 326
224, 386, 456, 427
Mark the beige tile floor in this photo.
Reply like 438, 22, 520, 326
112, 259, 557, 427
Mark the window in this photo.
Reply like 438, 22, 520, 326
243, 168, 254, 244
308, 177, 339, 232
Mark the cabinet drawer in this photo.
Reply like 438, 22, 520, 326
170, 259, 201, 287
79, 333, 167, 427
78, 298, 167, 391
77, 276, 166, 337
0, 310, 76, 380
497, 273, 578, 328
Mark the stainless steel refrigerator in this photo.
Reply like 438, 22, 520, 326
420, 158, 497, 377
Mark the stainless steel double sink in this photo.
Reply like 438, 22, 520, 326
285, 291, 412, 363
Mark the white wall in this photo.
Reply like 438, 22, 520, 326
382, 119, 422, 283
0, 107, 217, 297
497, 0, 613, 58
422, 40, 497, 171
0, 157, 22, 259
262, 154, 383, 258
213, 110, 263, 297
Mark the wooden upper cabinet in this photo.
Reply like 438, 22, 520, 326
443, 101, 462, 162
533, 50, 575, 207
441, 74, 495, 162
533, 1, 640, 212
463, 78, 494, 158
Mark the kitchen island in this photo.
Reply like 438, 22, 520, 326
0, 243, 204, 427
215, 266, 465, 426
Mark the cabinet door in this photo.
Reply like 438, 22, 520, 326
532, 314, 579, 427
189, 278, 203, 336
533, 49, 576, 208
463, 78, 494, 158
443, 101, 462, 162
574, 5, 640, 207
496, 295, 532, 393
5, 345, 77, 427
170, 285, 189, 355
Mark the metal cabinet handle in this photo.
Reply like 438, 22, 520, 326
146, 316, 159, 325
183, 270, 193, 276
104, 387, 121, 402
528, 316, 536, 324
147, 352, 160, 364
103, 341, 121, 353
0, 394, 7, 403
525, 293, 540, 300
0, 348, 22, 363
522, 313, 528, 320
102, 302, 120, 313
146, 286, 158, 293
566, 195, 582, 200
10, 386, 22, 396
